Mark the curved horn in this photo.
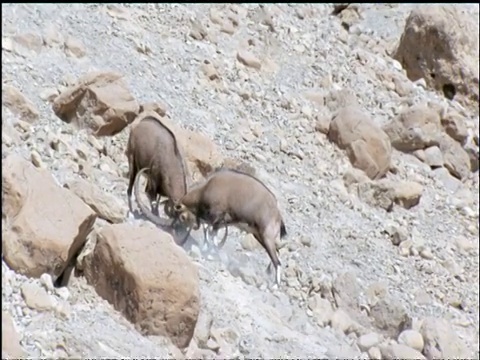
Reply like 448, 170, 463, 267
134, 167, 172, 227
217, 226, 229, 249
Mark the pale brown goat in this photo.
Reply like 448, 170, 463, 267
173, 168, 287, 286
126, 115, 188, 226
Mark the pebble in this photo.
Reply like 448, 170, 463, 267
398, 329, 424, 352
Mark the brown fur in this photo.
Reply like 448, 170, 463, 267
126, 115, 187, 222
174, 168, 287, 285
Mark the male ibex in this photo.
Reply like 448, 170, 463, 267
173, 168, 287, 286
126, 115, 188, 226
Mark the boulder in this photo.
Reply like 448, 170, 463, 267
52, 71, 139, 136
2, 154, 96, 280
329, 106, 392, 179
83, 223, 200, 349
393, 6, 479, 111
383, 104, 441, 152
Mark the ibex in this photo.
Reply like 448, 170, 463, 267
173, 168, 287, 286
126, 115, 188, 226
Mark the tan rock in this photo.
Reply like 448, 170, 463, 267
331, 309, 355, 334
64, 36, 86, 58
39, 87, 60, 102
324, 89, 358, 113
189, 19, 208, 40
13, 32, 43, 52
83, 223, 200, 349
420, 317, 470, 359
438, 133, 471, 179
177, 128, 223, 181
398, 329, 424, 352
441, 112, 468, 144
343, 168, 370, 190
43, 25, 64, 46
201, 60, 220, 81
314, 113, 331, 135
380, 343, 426, 360
393, 181, 423, 209
357, 332, 383, 352
423, 146, 444, 168
357, 179, 422, 211
329, 106, 392, 179
367, 346, 382, 360
237, 49, 262, 70
332, 271, 360, 311
221, 158, 256, 176
52, 71, 139, 136
2, 154, 96, 280
241, 234, 262, 251
220, 20, 236, 35
393, 6, 479, 112
383, 104, 441, 152
64, 178, 125, 224
2, 311, 26, 359
307, 294, 334, 327
370, 296, 411, 338
21, 282, 55, 311
139, 101, 167, 117
2, 85, 39, 123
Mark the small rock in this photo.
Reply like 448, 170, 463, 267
39, 87, 60, 102
194, 310, 213, 349
30, 150, 45, 168
40, 273, 55, 292
201, 60, 220, 81
55, 300, 72, 319
419, 247, 434, 260
357, 332, 383, 352
368, 346, 382, 360
140, 102, 167, 117
441, 112, 468, 144
331, 309, 355, 334
64, 36, 86, 58
190, 19, 208, 40
240, 234, 260, 251
237, 49, 261, 70
220, 20, 235, 35
398, 329, 424, 352
315, 113, 331, 135
388, 225, 408, 246
394, 181, 423, 209
380, 343, 426, 360
308, 294, 334, 327
21, 282, 55, 311
423, 146, 444, 168
370, 296, 411, 338
55, 287, 70, 301
2, 85, 40, 123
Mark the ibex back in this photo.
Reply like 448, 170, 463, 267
174, 168, 287, 286
126, 115, 188, 226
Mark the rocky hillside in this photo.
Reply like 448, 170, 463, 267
2, 3, 479, 359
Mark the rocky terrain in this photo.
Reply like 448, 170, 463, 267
2, 3, 479, 359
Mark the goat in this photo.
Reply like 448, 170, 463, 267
126, 115, 188, 224
173, 168, 287, 286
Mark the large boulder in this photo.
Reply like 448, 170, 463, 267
52, 71, 139, 136
393, 6, 479, 111
2, 154, 96, 280
83, 223, 200, 349
328, 106, 392, 179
